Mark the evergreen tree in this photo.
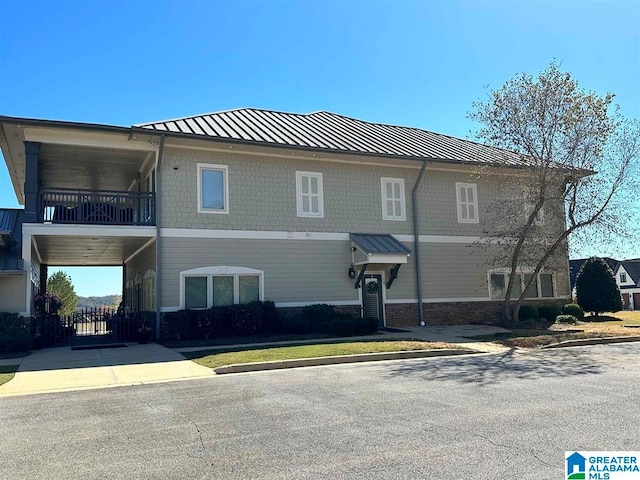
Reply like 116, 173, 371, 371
575, 257, 623, 317
47, 271, 79, 316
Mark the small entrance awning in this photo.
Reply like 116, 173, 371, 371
349, 233, 411, 289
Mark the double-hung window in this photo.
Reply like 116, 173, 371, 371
381, 177, 406, 221
296, 171, 324, 217
181, 266, 263, 309
198, 163, 229, 214
456, 182, 479, 223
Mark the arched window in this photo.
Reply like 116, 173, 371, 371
143, 269, 156, 311
179, 266, 264, 309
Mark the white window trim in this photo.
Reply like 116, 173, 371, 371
455, 182, 479, 224
380, 177, 406, 221
296, 171, 324, 218
197, 163, 229, 214
524, 200, 545, 226
180, 266, 264, 309
146, 167, 156, 193
620, 272, 627, 283
487, 268, 557, 299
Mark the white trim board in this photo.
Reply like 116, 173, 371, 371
160, 228, 515, 244
23, 223, 156, 237
124, 238, 157, 264
23, 128, 158, 152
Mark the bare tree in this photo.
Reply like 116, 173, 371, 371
468, 61, 639, 322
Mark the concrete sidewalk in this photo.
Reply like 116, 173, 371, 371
0, 343, 213, 397
0, 325, 510, 397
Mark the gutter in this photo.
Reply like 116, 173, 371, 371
412, 161, 428, 326
154, 134, 165, 339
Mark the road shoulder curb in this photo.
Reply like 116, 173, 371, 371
213, 348, 479, 374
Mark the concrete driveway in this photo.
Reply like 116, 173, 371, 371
0, 343, 212, 397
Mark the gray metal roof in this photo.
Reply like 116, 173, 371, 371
138, 108, 528, 167
350, 233, 411, 255
0, 208, 20, 248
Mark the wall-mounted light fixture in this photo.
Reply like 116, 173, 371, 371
348, 263, 356, 279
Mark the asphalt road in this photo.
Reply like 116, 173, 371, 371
1, 343, 639, 480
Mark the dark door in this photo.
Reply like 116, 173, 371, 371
362, 274, 384, 328
633, 293, 640, 311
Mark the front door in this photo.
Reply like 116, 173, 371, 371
362, 274, 384, 328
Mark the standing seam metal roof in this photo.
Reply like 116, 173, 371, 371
137, 108, 528, 166
350, 233, 411, 255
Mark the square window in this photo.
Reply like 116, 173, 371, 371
540, 273, 554, 297
524, 274, 538, 298
381, 177, 406, 221
185, 276, 208, 309
456, 183, 479, 224
198, 164, 229, 214
212, 276, 234, 306
510, 274, 523, 299
239, 276, 260, 304
296, 171, 324, 217
490, 274, 506, 299
620, 272, 627, 283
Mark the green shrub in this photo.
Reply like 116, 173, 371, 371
576, 257, 623, 315
302, 304, 336, 333
0, 312, 32, 353
562, 303, 584, 321
538, 305, 562, 322
556, 314, 579, 325
518, 305, 540, 321
327, 314, 355, 337
281, 317, 310, 334
364, 317, 379, 333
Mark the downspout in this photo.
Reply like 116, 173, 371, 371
154, 134, 165, 339
412, 161, 427, 326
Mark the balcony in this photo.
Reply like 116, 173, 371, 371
40, 188, 155, 226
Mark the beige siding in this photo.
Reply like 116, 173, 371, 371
160, 147, 565, 239
160, 237, 360, 308
0, 274, 27, 313
159, 236, 571, 309
125, 241, 156, 283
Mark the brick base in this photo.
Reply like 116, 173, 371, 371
385, 298, 567, 327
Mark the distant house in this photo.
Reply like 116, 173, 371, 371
0, 109, 573, 337
570, 257, 640, 310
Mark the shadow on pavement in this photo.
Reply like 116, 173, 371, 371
383, 347, 606, 386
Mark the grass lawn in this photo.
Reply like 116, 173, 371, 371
184, 340, 458, 369
0, 365, 19, 387
473, 311, 640, 348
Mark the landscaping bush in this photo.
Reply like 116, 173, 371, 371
302, 304, 336, 333
162, 301, 279, 340
281, 317, 310, 334
364, 317, 379, 333
327, 314, 355, 337
556, 314, 579, 325
575, 257, 623, 316
562, 303, 584, 321
538, 305, 562, 322
0, 312, 32, 353
518, 305, 540, 321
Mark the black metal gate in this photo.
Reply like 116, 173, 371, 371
32, 308, 142, 348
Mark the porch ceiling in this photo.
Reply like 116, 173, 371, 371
39, 144, 150, 191
34, 235, 152, 266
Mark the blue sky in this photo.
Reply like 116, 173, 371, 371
1, 0, 638, 296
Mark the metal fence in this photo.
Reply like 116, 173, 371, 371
32, 307, 143, 347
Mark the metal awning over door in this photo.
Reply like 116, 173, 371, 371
349, 233, 411, 289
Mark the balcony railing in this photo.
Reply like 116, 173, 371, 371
40, 188, 155, 226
